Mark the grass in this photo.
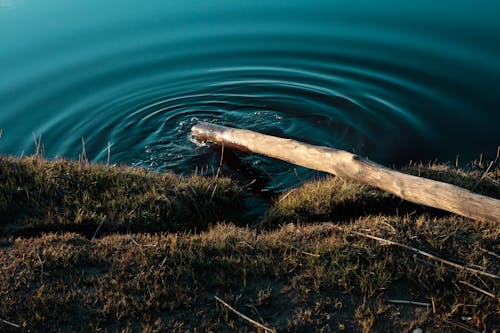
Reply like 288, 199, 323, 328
0, 156, 243, 236
263, 162, 500, 227
0, 155, 499, 332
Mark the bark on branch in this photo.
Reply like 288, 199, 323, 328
191, 122, 500, 223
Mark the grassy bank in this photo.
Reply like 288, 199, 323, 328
0, 156, 243, 236
0, 156, 499, 332
263, 162, 500, 227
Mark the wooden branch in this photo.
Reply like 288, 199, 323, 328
214, 296, 276, 333
191, 122, 500, 223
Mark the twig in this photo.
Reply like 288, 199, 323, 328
278, 240, 320, 257
107, 141, 111, 165
1, 318, 20, 328
458, 280, 498, 299
210, 142, 224, 201
128, 234, 141, 246
127, 234, 157, 248
473, 146, 499, 190
387, 299, 430, 307
241, 179, 257, 189
216, 142, 224, 180
475, 272, 492, 291
438, 317, 479, 333
379, 220, 398, 234
351, 231, 500, 280
239, 241, 255, 250
36, 253, 44, 284
412, 254, 443, 270
91, 216, 108, 241
293, 167, 305, 183
459, 304, 479, 308
214, 296, 276, 333
209, 184, 218, 202
32, 132, 42, 157
480, 247, 500, 260
247, 304, 265, 325
278, 189, 297, 203
32, 132, 38, 155
80, 137, 88, 164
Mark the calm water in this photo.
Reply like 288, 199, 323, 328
1, 0, 499, 192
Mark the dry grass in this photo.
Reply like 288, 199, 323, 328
262, 177, 401, 226
263, 162, 500, 227
402, 162, 500, 198
0, 156, 499, 332
1, 217, 498, 332
0, 156, 243, 236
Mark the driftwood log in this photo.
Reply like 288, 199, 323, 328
191, 122, 500, 223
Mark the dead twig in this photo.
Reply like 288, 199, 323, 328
91, 216, 108, 241
32, 132, 43, 158
480, 247, 500, 260
36, 253, 44, 284
458, 280, 498, 299
239, 241, 255, 250
1, 318, 21, 328
278, 188, 297, 203
293, 167, 305, 183
127, 234, 157, 248
216, 142, 224, 180
210, 142, 224, 202
438, 316, 479, 333
246, 304, 265, 325
107, 141, 111, 165
351, 231, 500, 280
80, 136, 88, 164
379, 219, 398, 234
278, 240, 320, 257
214, 296, 276, 333
387, 299, 430, 307
473, 146, 499, 190
241, 179, 257, 190
128, 234, 142, 246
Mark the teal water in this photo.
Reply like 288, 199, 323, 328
1, 0, 499, 191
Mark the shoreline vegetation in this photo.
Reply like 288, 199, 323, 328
0, 154, 499, 332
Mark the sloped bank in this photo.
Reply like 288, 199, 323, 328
0, 156, 243, 236
0, 156, 498, 332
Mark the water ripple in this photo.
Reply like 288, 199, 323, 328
1, 1, 499, 191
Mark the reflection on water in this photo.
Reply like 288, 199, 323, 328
0, 0, 499, 192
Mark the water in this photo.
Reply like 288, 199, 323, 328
1, 0, 499, 192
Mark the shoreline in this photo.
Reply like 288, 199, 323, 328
1, 155, 498, 332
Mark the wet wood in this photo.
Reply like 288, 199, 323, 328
191, 122, 500, 223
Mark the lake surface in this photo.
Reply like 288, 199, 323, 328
1, 0, 499, 192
